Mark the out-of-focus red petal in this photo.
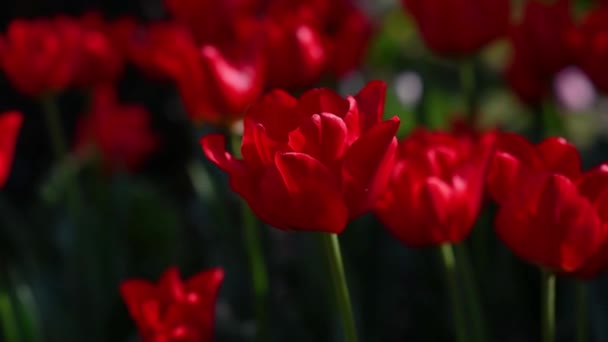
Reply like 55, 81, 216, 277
0, 111, 23, 187
536, 136, 581, 181
576, 164, 608, 204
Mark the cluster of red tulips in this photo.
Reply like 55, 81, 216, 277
1, 0, 608, 341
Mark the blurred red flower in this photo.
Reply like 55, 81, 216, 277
129, 23, 266, 124
262, 7, 328, 90
495, 169, 607, 273
489, 133, 608, 274
266, 0, 373, 81
71, 12, 125, 88
0, 17, 81, 97
0, 111, 22, 187
374, 128, 495, 247
569, 5, 608, 94
505, 0, 576, 104
486, 133, 581, 204
74, 86, 157, 172
402, 0, 510, 56
202, 81, 399, 233
121, 267, 224, 342
325, 2, 374, 78
165, 0, 260, 46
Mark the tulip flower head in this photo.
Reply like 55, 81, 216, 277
120, 267, 224, 342
374, 128, 495, 247
129, 23, 265, 124
74, 86, 158, 172
569, 6, 608, 94
0, 17, 81, 97
490, 134, 608, 274
202, 81, 400, 233
505, 0, 576, 104
402, 0, 510, 56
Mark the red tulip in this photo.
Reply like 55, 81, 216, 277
569, 6, 608, 93
120, 267, 224, 342
74, 86, 157, 172
0, 111, 23, 187
263, 0, 373, 86
129, 23, 265, 123
486, 133, 581, 204
505, 0, 576, 104
0, 17, 81, 97
262, 8, 328, 90
402, 0, 510, 56
495, 170, 607, 273
165, 0, 260, 45
202, 81, 400, 233
374, 128, 495, 247
71, 12, 125, 88
326, 3, 373, 78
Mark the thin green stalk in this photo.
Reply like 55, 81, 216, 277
0, 271, 20, 342
320, 233, 359, 342
42, 95, 68, 159
576, 282, 587, 342
540, 101, 565, 138
241, 201, 268, 342
541, 270, 556, 342
41, 95, 81, 215
454, 244, 487, 342
459, 59, 478, 125
229, 132, 269, 342
439, 244, 468, 342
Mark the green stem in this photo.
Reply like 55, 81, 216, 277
41, 95, 68, 159
241, 202, 268, 342
439, 244, 468, 342
229, 132, 269, 342
541, 270, 556, 342
459, 59, 478, 125
0, 271, 20, 342
576, 282, 587, 342
41, 96, 81, 215
454, 244, 487, 342
540, 101, 565, 138
320, 234, 359, 342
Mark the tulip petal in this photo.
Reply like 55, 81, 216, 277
246, 89, 298, 141
353, 80, 386, 133
200, 134, 239, 173
341, 117, 400, 217
576, 164, 608, 204
272, 152, 348, 233
0, 111, 22, 187
537, 136, 581, 180
159, 267, 186, 302
495, 132, 540, 168
296, 88, 350, 119
288, 113, 348, 165
119, 279, 157, 326
186, 268, 224, 298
